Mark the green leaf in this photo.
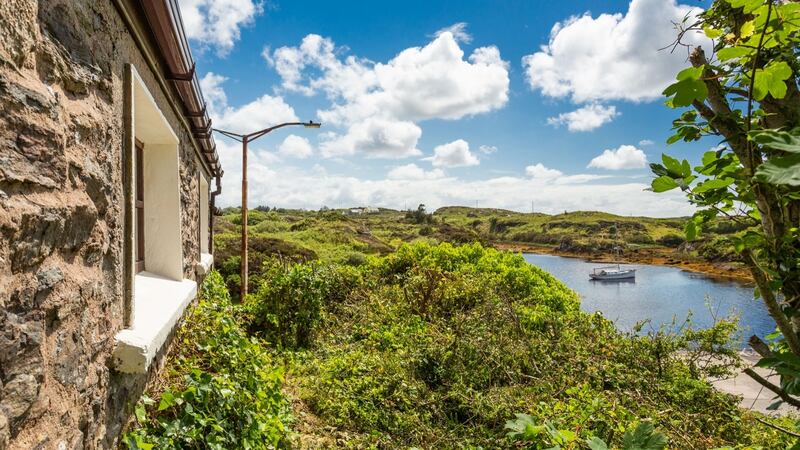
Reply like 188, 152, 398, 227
676, 66, 704, 81
685, 221, 698, 241
662, 154, 684, 177
750, 129, 800, 153
125, 435, 154, 450
158, 391, 176, 411
752, 61, 792, 100
693, 178, 734, 193
701, 150, 719, 166
740, 20, 755, 38
666, 133, 682, 145
754, 154, 800, 186
727, 0, 765, 14
621, 422, 668, 450
652, 176, 679, 192
663, 67, 708, 107
587, 437, 609, 450
134, 404, 147, 423
703, 25, 723, 39
681, 159, 692, 178
716, 46, 752, 61
505, 414, 545, 440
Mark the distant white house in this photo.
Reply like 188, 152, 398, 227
349, 206, 380, 215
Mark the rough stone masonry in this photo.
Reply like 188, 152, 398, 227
0, 1, 206, 448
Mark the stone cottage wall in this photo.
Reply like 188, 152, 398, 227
0, 0, 205, 448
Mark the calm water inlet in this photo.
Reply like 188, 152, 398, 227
524, 253, 774, 340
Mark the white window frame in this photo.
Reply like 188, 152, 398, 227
196, 172, 213, 275
114, 65, 197, 374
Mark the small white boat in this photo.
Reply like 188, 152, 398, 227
590, 264, 636, 281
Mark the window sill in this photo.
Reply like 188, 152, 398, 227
113, 272, 197, 373
196, 252, 213, 276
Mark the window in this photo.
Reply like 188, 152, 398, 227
135, 139, 145, 273
115, 65, 197, 374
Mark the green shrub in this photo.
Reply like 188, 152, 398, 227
244, 261, 362, 348
656, 234, 685, 248
282, 243, 787, 447
124, 272, 290, 449
627, 231, 654, 245
344, 251, 367, 266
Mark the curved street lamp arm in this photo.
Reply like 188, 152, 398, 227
247, 121, 310, 141
212, 121, 320, 143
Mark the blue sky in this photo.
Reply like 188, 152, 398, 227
179, 0, 715, 216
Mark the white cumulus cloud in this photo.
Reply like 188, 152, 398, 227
426, 139, 480, 168
547, 103, 619, 132
526, 163, 563, 179
278, 135, 314, 159
588, 144, 648, 169
434, 22, 473, 44
387, 164, 446, 180
639, 139, 654, 146
200, 72, 299, 135
521, 0, 711, 103
268, 32, 509, 124
178, 0, 261, 56
479, 145, 498, 154
265, 32, 509, 159
319, 118, 422, 159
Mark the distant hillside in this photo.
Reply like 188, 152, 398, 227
213, 205, 748, 297
433, 206, 689, 249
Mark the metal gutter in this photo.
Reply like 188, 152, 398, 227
140, 0, 220, 176
110, 0, 220, 178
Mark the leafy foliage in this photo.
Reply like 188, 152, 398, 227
653, 0, 800, 426
241, 242, 788, 448
506, 417, 667, 450
124, 272, 290, 449
243, 260, 362, 348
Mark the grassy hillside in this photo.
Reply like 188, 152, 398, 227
434, 206, 689, 250
213, 205, 747, 297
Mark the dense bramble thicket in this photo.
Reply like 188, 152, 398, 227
252, 243, 785, 448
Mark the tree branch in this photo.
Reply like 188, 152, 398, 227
689, 49, 751, 168
753, 416, 800, 438
743, 367, 800, 409
743, 249, 800, 356
749, 335, 774, 358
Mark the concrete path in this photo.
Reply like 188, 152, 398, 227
709, 353, 795, 416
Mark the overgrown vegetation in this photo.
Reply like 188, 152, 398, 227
124, 272, 291, 449
127, 246, 791, 449
125, 1, 800, 447
257, 243, 784, 448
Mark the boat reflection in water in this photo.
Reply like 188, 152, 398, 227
590, 275, 636, 284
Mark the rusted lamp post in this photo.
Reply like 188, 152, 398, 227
212, 121, 321, 299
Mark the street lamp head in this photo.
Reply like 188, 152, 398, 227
303, 120, 322, 129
